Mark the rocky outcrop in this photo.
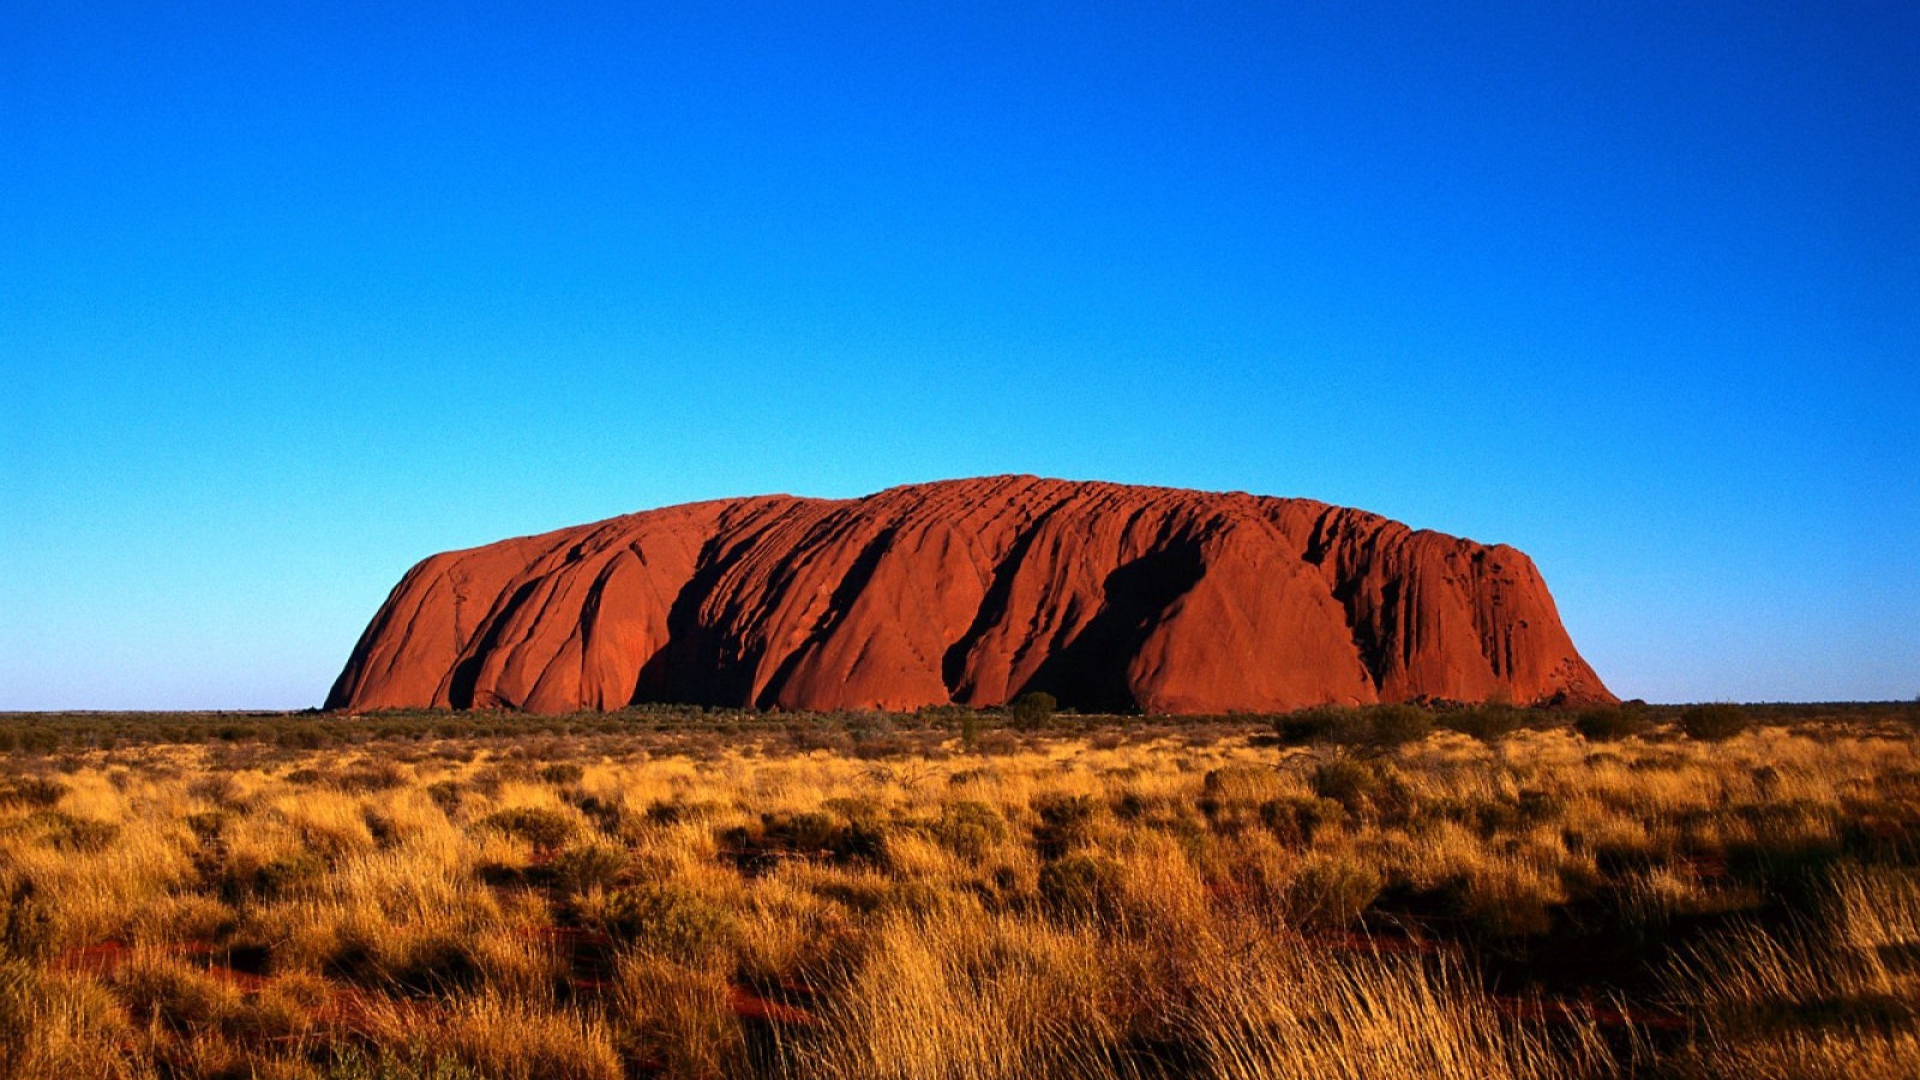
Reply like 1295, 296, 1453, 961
326, 476, 1613, 714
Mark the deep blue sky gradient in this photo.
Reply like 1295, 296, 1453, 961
5, 2, 1916, 708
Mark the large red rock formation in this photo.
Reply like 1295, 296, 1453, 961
327, 476, 1613, 714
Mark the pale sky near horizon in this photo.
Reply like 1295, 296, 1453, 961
5, 2, 1916, 708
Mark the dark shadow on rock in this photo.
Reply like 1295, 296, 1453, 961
941, 503, 1067, 700
1021, 542, 1206, 714
446, 579, 543, 708
755, 527, 898, 709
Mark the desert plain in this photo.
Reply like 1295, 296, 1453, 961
2, 701, 1916, 1079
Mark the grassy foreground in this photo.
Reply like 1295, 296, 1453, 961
1, 705, 1916, 1079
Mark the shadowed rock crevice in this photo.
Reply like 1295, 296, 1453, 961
331, 476, 1614, 714
629, 528, 770, 708
1021, 542, 1207, 713
940, 505, 1061, 699
446, 579, 542, 708
755, 526, 898, 709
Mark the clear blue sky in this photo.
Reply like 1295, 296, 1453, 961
4, 2, 1915, 709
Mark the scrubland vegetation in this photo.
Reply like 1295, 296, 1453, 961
1, 702, 1916, 1079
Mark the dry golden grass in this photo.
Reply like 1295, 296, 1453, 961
0, 710, 1914, 1078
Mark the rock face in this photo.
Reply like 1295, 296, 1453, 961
327, 476, 1613, 714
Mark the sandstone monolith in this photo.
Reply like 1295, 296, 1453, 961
327, 476, 1612, 714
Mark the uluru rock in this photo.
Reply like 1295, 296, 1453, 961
327, 476, 1613, 714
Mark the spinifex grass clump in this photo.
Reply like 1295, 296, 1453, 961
0, 704, 1913, 1079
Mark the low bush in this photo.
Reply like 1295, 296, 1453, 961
426, 779, 464, 812
1683, 704, 1752, 742
223, 849, 329, 902
2, 775, 67, 809
1031, 792, 1101, 857
1310, 759, 1377, 813
1575, 707, 1651, 742
1286, 855, 1384, 929
332, 761, 410, 792
1008, 691, 1058, 729
717, 811, 888, 872
1038, 853, 1125, 921
933, 800, 1007, 860
551, 842, 631, 895
274, 723, 330, 750
390, 936, 485, 997
1365, 705, 1434, 748
1441, 705, 1524, 743
1275, 705, 1432, 751
591, 885, 738, 964
42, 815, 119, 854
1274, 706, 1350, 745
108, 956, 242, 1034
479, 807, 577, 850
1259, 796, 1349, 846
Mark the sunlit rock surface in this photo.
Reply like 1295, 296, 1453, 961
328, 476, 1613, 714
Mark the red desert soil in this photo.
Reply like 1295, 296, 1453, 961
329, 476, 1612, 715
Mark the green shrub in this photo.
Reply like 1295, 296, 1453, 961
1310, 759, 1377, 813
960, 710, 982, 751
478, 807, 577, 850
187, 773, 241, 806
1038, 853, 1125, 921
934, 800, 1007, 860
1285, 856, 1383, 929
1031, 792, 1101, 857
1259, 797, 1349, 846
1365, 705, 1434, 748
332, 761, 409, 792
771, 810, 840, 851
552, 842, 631, 894
185, 809, 231, 840
1033, 792, 1099, 828
45, 815, 120, 853
595, 884, 738, 964
1008, 691, 1057, 728
1682, 704, 1751, 742
1275, 705, 1432, 751
14, 730, 61, 755
573, 792, 627, 834
720, 811, 888, 866
1575, 707, 1650, 743
221, 849, 329, 902
1274, 706, 1349, 745
3, 775, 67, 808
1442, 706, 1524, 743
837, 819, 890, 863
276, 723, 329, 750
390, 936, 482, 997
426, 780, 464, 813
794, 809, 887, 862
